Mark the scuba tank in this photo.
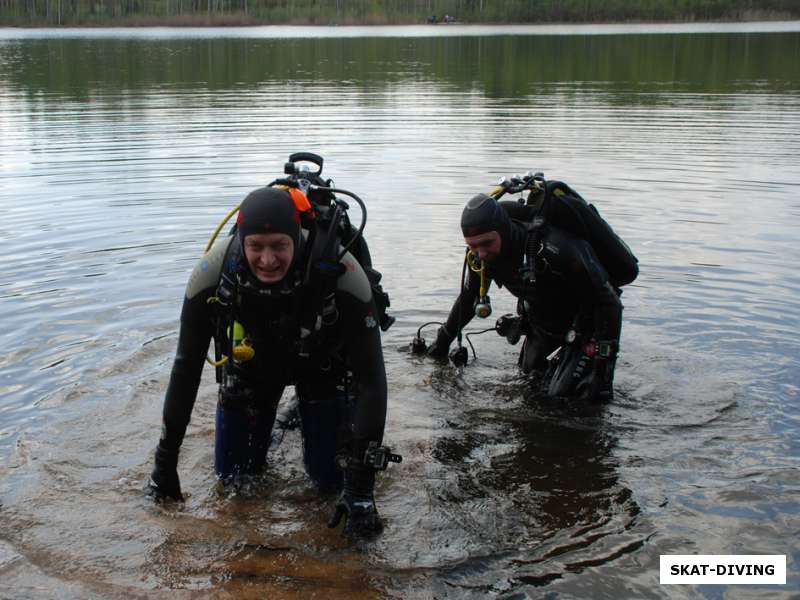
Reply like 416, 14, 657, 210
530, 180, 638, 288
493, 174, 639, 289
275, 152, 395, 332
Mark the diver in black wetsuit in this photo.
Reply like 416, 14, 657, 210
426, 179, 638, 403
146, 185, 394, 536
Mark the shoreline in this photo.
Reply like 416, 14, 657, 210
3, 12, 799, 29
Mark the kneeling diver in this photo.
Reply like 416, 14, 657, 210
147, 178, 398, 536
423, 175, 638, 402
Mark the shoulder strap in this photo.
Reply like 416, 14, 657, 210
294, 219, 346, 359
215, 233, 243, 305
520, 180, 572, 282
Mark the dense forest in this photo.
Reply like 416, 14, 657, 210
1, 0, 798, 26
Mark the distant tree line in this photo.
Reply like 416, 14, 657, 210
1, 0, 798, 26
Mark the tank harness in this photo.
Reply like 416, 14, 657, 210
203, 172, 393, 389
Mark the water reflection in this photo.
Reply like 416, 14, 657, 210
1, 32, 799, 99
391, 368, 644, 595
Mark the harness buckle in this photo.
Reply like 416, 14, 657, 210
321, 293, 339, 325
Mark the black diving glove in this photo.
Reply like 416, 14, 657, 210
426, 326, 454, 359
328, 468, 382, 537
146, 442, 183, 502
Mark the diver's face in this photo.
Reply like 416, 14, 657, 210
464, 231, 502, 263
243, 233, 294, 284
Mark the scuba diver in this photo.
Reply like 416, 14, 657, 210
146, 153, 399, 537
420, 173, 638, 403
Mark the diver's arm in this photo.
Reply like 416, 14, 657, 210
345, 315, 388, 449
148, 290, 214, 501
148, 238, 228, 501
334, 254, 387, 449
159, 238, 229, 450
160, 293, 215, 451
334, 313, 387, 536
328, 257, 387, 535
442, 266, 488, 339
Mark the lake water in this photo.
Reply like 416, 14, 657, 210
1, 23, 799, 598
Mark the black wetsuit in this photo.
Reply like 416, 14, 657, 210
443, 190, 636, 396
159, 231, 387, 487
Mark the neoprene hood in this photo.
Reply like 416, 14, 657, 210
460, 193, 512, 239
237, 186, 302, 249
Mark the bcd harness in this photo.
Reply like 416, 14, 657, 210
206, 164, 394, 387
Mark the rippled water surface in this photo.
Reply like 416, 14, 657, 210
1, 24, 799, 598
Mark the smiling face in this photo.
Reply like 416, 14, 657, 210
243, 232, 295, 284
464, 230, 502, 263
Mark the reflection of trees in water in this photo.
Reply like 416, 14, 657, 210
2, 33, 798, 100
421, 369, 643, 593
